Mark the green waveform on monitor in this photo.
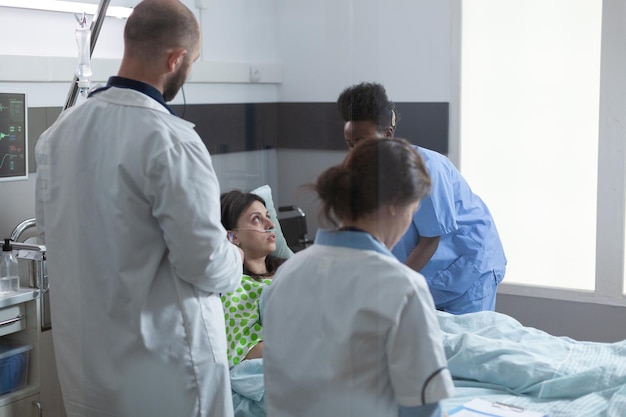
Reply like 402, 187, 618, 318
0, 132, 9, 140
0, 153, 16, 169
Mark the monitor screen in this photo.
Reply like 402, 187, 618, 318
0, 92, 28, 182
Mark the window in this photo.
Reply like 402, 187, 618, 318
457, 1, 605, 294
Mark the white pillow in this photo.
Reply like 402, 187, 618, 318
250, 185, 294, 259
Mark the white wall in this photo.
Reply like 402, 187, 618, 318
0, 0, 453, 239
0, 0, 280, 109
275, 0, 450, 102
0, 0, 282, 238
273, 0, 451, 234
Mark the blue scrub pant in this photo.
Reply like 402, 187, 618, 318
435, 270, 501, 314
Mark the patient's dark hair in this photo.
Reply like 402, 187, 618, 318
315, 138, 431, 226
220, 190, 285, 280
336, 82, 400, 132
220, 191, 266, 232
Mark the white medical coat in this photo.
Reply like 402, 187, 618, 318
262, 229, 454, 417
35, 85, 242, 417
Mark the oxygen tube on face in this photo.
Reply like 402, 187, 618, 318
75, 12, 93, 97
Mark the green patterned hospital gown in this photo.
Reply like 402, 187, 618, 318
221, 275, 271, 367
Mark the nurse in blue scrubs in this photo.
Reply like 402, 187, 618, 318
337, 82, 507, 314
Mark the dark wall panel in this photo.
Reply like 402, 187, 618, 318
276, 102, 345, 150
394, 102, 449, 155
274, 102, 449, 153
171, 103, 279, 155
29, 101, 449, 159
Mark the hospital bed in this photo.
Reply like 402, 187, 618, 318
231, 310, 626, 417
231, 186, 626, 417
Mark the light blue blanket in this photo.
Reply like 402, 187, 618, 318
438, 311, 626, 416
228, 311, 626, 417
230, 358, 266, 417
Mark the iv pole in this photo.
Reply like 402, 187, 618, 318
63, 0, 112, 111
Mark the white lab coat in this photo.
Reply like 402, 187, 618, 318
35, 86, 242, 417
262, 230, 455, 417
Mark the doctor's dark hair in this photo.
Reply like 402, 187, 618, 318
124, 0, 200, 62
315, 138, 431, 226
337, 82, 400, 132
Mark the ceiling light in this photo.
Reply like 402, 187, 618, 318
0, 0, 133, 19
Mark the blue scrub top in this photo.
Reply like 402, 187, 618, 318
391, 146, 507, 305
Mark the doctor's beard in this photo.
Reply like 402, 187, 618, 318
163, 62, 188, 102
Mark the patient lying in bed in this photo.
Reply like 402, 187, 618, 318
219, 189, 288, 416
220, 190, 288, 365
229, 309, 626, 417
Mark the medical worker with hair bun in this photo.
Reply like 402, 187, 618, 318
262, 138, 455, 417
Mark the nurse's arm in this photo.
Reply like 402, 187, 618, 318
245, 341, 263, 360
404, 236, 440, 273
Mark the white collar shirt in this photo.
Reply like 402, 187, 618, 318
262, 229, 454, 417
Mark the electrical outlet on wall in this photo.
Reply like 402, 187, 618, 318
249, 66, 262, 83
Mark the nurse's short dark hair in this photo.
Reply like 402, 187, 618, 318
337, 82, 399, 132
315, 138, 431, 225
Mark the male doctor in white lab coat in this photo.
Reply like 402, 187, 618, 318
35, 1, 243, 416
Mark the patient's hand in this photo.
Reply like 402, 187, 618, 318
245, 341, 263, 360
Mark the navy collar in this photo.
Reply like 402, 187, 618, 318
88, 76, 176, 116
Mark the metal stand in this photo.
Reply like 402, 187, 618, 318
63, 0, 112, 110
